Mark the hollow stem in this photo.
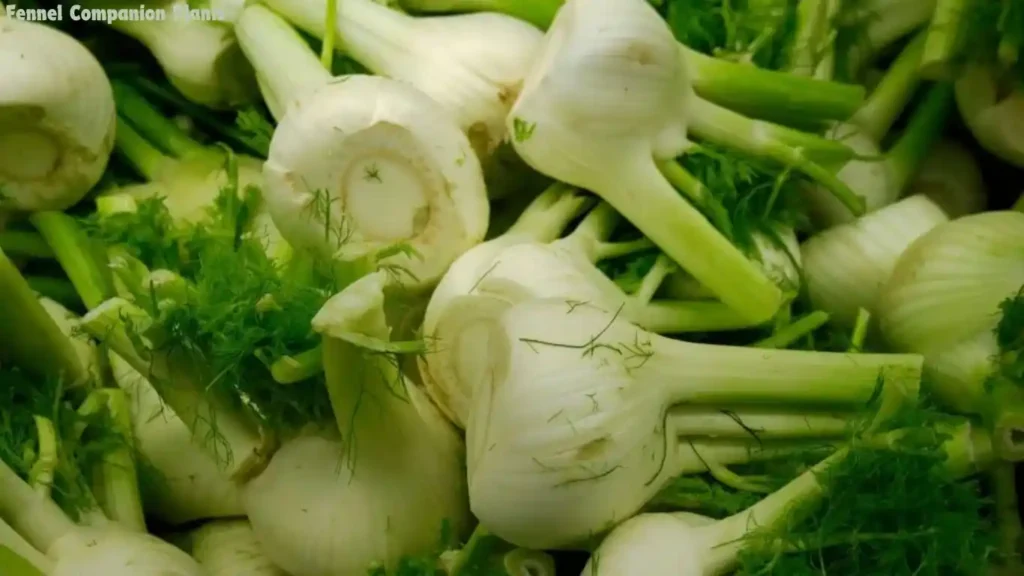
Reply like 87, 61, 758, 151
28, 212, 114, 310
93, 389, 147, 532
688, 98, 866, 217
235, 5, 334, 121
882, 82, 955, 193
0, 248, 88, 385
753, 310, 831, 349
112, 80, 208, 160
269, 345, 323, 384
920, 0, 970, 80
0, 231, 52, 259
447, 524, 491, 576
668, 406, 852, 439
682, 48, 866, 123
0, 458, 77, 558
852, 30, 927, 142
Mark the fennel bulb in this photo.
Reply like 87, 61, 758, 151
955, 66, 1024, 168
463, 297, 922, 548
83, 271, 471, 576
0, 456, 203, 576
0, 18, 115, 211
579, 420, 991, 576
189, 520, 287, 576
241, 271, 470, 576
504, 0, 865, 324
877, 211, 1024, 457
71, 0, 258, 109
906, 139, 987, 218
423, 201, 757, 428
237, 5, 489, 291
108, 354, 246, 526
801, 195, 952, 328
262, 0, 542, 158
803, 35, 953, 228
420, 183, 594, 423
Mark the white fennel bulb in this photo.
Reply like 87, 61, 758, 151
877, 211, 1024, 457
803, 34, 952, 229
802, 195, 951, 328
109, 0, 258, 109
237, 5, 489, 291
189, 520, 287, 576
906, 139, 987, 218
464, 297, 922, 548
504, 0, 868, 324
0, 458, 204, 576
420, 183, 594, 423
423, 201, 758, 428
955, 66, 1024, 168
580, 420, 989, 576
241, 271, 470, 576
262, 0, 542, 158
108, 353, 245, 526
0, 18, 115, 211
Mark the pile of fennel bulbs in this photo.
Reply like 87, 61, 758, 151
1, 0, 1022, 575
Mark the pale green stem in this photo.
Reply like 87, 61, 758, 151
235, 5, 333, 122
504, 182, 594, 241
920, 0, 970, 80
852, 30, 927, 142
668, 406, 851, 439
657, 160, 733, 238
754, 311, 830, 349
113, 116, 177, 182
688, 99, 866, 217
0, 459, 77, 557
0, 231, 53, 260
0, 517, 51, 576
29, 211, 114, 310
321, 0, 338, 69
447, 524, 491, 576
400, 0, 562, 29
27, 417, 58, 498
682, 48, 866, 123
847, 308, 871, 352
633, 254, 675, 305
93, 389, 147, 532
270, 345, 323, 384
112, 80, 208, 160
881, 82, 955, 193
787, 0, 842, 78
593, 238, 656, 260
0, 248, 88, 385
